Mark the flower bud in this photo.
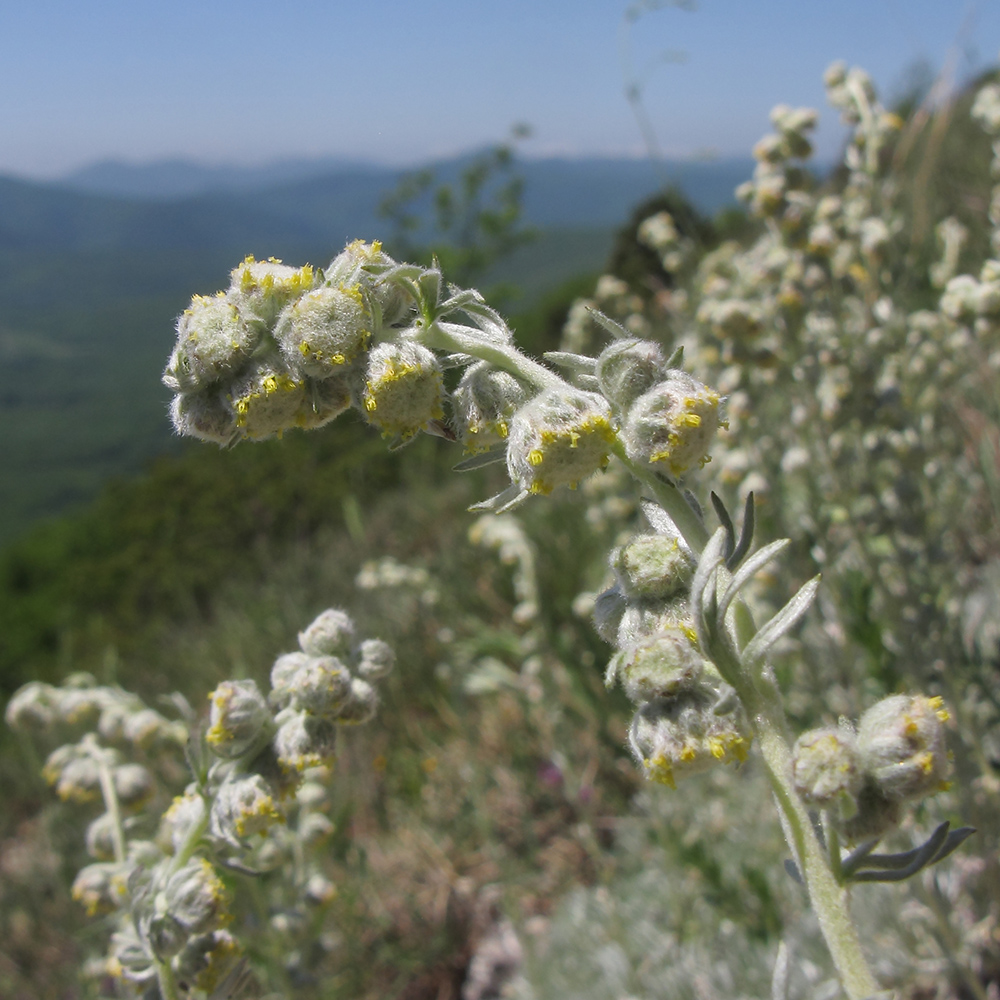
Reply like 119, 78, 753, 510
452, 361, 533, 452
628, 685, 750, 789
355, 638, 395, 681
791, 727, 863, 806
270, 651, 312, 708
210, 774, 284, 846
335, 677, 378, 725
361, 340, 444, 440
113, 763, 155, 809
282, 656, 353, 716
276, 284, 371, 377
622, 372, 722, 478
298, 812, 335, 845
595, 338, 668, 411
43, 742, 107, 803
506, 388, 615, 496
611, 625, 705, 703
274, 710, 338, 771
163, 294, 258, 393
163, 858, 231, 936
229, 361, 308, 441
612, 533, 694, 602
72, 862, 127, 916
86, 812, 119, 860
298, 608, 356, 656
5, 681, 61, 730
229, 256, 317, 328
206, 679, 272, 759
172, 930, 241, 995
169, 388, 238, 445
159, 789, 207, 856
856, 694, 950, 802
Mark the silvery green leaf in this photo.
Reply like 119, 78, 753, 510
728, 491, 756, 570
575, 374, 601, 391
691, 528, 728, 646
665, 345, 685, 369
470, 484, 529, 513
710, 492, 736, 561
587, 307, 631, 340
719, 539, 792, 624
543, 351, 597, 372
845, 823, 975, 882
639, 498, 675, 535
741, 574, 820, 666
453, 450, 506, 472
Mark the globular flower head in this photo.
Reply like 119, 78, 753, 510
163, 294, 258, 393
295, 375, 354, 430
168, 388, 238, 445
506, 388, 616, 496
86, 812, 119, 861
791, 726, 864, 807
5, 681, 61, 731
205, 679, 272, 759
595, 338, 667, 411
355, 638, 396, 681
162, 858, 231, 936
274, 709, 338, 771
158, 789, 207, 856
622, 372, 722, 478
72, 862, 128, 917
360, 340, 444, 440
611, 533, 694, 602
42, 741, 108, 803
335, 677, 378, 725
113, 763, 156, 809
228, 256, 317, 328
281, 656, 353, 717
856, 694, 950, 802
275, 284, 371, 378
210, 774, 284, 846
228, 361, 308, 441
452, 361, 532, 452
270, 651, 312, 709
609, 625, 705, 704
628, 685, 751, 789
298, 608, 356, 657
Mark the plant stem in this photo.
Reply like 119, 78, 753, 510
97, 758, 126, 865
155, 957, 182, 1000
753, 708, 882, 999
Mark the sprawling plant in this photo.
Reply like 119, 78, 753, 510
11, 61, 1000, 1000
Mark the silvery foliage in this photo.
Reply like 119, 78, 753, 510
6, 608, 393, 999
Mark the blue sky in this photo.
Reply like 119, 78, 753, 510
1, 0, 997, 178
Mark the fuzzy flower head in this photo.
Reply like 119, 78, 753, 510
229, 256, 317, 328
210, 774, 284, 846
163, 294, 258, 393
506, 388, 616, 496
622, 371, 722, 478
609, 625, 705, 704
276, 283, 371, 378
205, 679, 272, 760
452, 361, 533, 453
361, 340, 444, 440
792, 726, 864, 807
628, 685, 750, 789
273, 709, 338, 772
298, 608, 356, 657
595, 338, 668, 411
162, 858, 232, 936
72, 862, 128, 917
611, 533, 694, 602
856, 694, 951, 802
169, 388, 238, 445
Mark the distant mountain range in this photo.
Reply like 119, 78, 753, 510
54, 154, 756, 219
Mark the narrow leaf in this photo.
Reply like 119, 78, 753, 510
710, 492, 735, 562
453, 450, 506, 472
665, 345, 685, 369
543, 351, 597, 372
771, 942, 790, 1000
640, 498, 676, 536
586, 307, 631, 340
718, 538, 791, 624
691, 528, 728, 646
848, 822, 950, 883
741, 575, 820, 666
783, 859, 803, 884
470, 484, 527, 513
728, 491, 756, 570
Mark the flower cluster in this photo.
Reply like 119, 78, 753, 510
6, 608, 393, 998
598, 508, 750, 789
792, 694, 951, 841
